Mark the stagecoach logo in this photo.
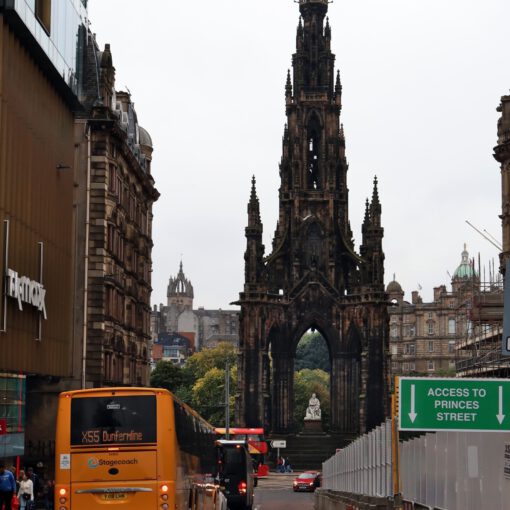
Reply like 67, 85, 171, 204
6, 269, 47, 319
106, 402, 121, 410
87, 457, 100, 469
87, 457, 138, 469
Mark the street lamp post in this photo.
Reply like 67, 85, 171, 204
225, 359, 230, 439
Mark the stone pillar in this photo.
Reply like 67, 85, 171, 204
272, 353, 293, 433
262, 351, 271, 431
244, 345, 261, 427
330, 356, 343, 432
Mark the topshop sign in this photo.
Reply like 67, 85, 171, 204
6, 269, 47, 320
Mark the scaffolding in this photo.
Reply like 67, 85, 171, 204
455, 257, 510, 378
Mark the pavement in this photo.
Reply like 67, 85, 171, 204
252, 472, 315, 510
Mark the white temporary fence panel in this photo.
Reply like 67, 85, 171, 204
323, 421, 510, 509
400, 430, 510, 510
322, 419, 393, 498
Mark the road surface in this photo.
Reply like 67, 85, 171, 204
252, 473, 315, 510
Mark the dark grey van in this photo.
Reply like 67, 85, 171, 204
215, 440, 255, 510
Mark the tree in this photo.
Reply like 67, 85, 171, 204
184, 342, 238, 382
192, 366, 237, 427
151, 343, 239, 424
150, 361, 185, 392
295, 332, 331, 372
293, 369, 330, 430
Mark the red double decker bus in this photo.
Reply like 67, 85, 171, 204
214, 428, 268, 477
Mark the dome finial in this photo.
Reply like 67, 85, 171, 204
453, 244, 477, 280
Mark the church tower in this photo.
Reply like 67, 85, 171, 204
236, 0, 389, 434
166, 262, 194, 332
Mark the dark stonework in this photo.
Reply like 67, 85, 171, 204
235, 0, 390, 435
302, 420, 324, 435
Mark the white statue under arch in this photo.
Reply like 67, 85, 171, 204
304, 393, 321, 420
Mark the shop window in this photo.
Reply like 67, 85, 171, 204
35, 0, 51, 35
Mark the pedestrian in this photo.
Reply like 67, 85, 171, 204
25, 469, 38, 508
8, 468, 19, 494
0, 463, 16, 510
43, 480, 54, 510
15, 471, 25, 497
17, 473, 33, 510
285, 457, 292, 473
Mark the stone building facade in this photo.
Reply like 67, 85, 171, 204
151, 263, 239, 354
0, 0, 87, 469
496, 93, 510, 272
0, 0, 158, 472
388, 247, 476, 376
453, 89, 510, 378
236, 0, 389, 434
74, 38, 159, 388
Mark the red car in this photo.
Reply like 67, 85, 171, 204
292, 471, 321, 492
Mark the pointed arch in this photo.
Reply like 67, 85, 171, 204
290, 317, 335, 360
306, 111, 322, 190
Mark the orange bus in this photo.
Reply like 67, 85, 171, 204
55, 387, 224, 510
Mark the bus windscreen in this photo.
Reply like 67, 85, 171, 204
70, 395, 157, 446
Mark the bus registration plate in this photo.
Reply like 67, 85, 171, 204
102, 493, 127, 501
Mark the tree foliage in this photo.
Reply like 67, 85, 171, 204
295, 332, 331, 372
184, 342, 238, 381
150, 342, 237, 426
150, 360, 186, 392
192, 366, 237, 427
293, 368, 330, 429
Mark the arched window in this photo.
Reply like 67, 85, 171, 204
307, 114, 321, 189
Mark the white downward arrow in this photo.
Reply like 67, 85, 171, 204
497, 386, 505, 425
409, 384, 417, 423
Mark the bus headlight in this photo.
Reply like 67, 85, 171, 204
59, 497, 67, 504
160, 504, 169, 510
161, 494, 168, 501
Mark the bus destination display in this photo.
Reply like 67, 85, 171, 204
71, 395, 157, 446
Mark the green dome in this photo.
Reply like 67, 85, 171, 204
453, 245, 477, 280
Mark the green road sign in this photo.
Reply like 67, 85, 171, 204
399, 377, 510, 432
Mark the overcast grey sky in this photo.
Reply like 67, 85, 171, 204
88, 0, 509, 309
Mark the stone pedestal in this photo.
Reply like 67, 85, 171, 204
302, 419, 323, 435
